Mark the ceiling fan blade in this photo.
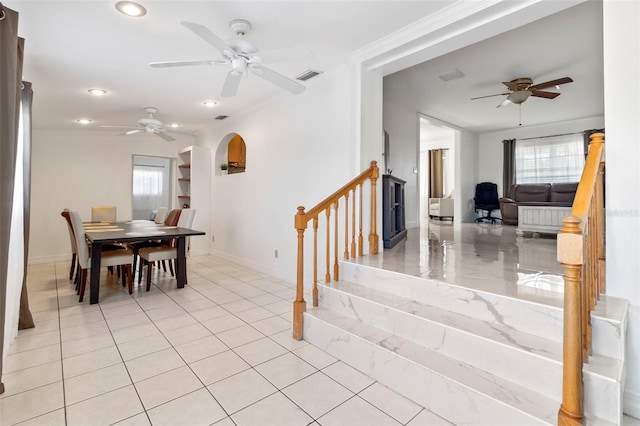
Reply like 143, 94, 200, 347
150, 60, 226, 68
531, 90, 561, 99
250, 65, 305, 95
100, 125, 142, 129
181, 21, 232, 55
221, 71, 243, 97
528, 77, 573, 91
155, 131, 175, 142
471, 92, 510, 100
126, 129, 143, 135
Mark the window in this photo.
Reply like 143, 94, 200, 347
515, 133, 585, 183
131, 156, 172, 220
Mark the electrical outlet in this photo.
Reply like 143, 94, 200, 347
211, 235, 215, 242
274, 249, 278, 258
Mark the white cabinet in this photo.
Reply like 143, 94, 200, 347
177, 146, 210, 256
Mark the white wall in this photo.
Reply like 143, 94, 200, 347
478, 116, 605, 198
604, 0, 640, 417
197, 67, 355, 284
29, 129, 194, 263
382, 100, 419, 227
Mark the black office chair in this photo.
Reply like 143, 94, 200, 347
474, 182, 502, 224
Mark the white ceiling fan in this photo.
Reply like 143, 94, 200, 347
150, 19, 306, 97
100, 107, 180, 141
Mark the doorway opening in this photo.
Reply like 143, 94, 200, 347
131, 155, 173, 220
419, 117, 457, 227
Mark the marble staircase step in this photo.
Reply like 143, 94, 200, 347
304, 307, 616, 426
314, 279, 623, 423
340, 261, 628, 361
305, 307, 558, 425
304, 262, 628, 424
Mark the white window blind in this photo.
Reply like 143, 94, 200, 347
515, 133, 584, 184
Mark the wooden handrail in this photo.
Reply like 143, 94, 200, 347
293, 161, 379, 340
557, 132, 605, 426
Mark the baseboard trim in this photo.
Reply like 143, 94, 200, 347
625, 389, 640, 419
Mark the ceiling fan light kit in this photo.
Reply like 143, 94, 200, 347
471, 76, 573, 108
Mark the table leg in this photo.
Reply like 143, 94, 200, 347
176, 237, 186, 288
90, 242, 102, 304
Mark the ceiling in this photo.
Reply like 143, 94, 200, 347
8, 1, 603, 138
8, 1, 448, 136
385, 1, 604, 134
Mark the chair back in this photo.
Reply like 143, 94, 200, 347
154, 207, 168, 224
68, 209, 91, 268
92, 206, 117, 222
165, 209, 181, 226
475, 182, 499, 208
61, 209, 78, 254
177, 208, 196, 229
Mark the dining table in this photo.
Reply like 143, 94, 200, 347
84, 220, 205, 304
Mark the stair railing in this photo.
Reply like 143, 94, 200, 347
557, 132, 605, 425
293, 161, 380, 340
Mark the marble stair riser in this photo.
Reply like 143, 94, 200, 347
340, 261, 624, 358
340, 262, 564, 341
303, 313, 554, 426
317, 283, 620, 418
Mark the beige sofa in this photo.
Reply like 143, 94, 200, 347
429, 197, 454, 219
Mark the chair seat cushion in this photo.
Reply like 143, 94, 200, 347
92, 248, 134, 267
138, 247, 177, 262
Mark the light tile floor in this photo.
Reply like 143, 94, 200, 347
1, 255, 450, 426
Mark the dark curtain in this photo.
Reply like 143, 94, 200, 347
502, 139, 516, 198
584, 128, 605, 157
429, 149, 444, 198
0, 4, 23, 395
19, 82, 34, 330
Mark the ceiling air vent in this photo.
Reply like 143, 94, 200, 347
437, 69, 465, 82
295, 69, 323, 82
215, 115, 228, 120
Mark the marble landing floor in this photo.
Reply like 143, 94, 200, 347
352, 221, 569, 307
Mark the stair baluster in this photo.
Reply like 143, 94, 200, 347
293, 161, 380, 340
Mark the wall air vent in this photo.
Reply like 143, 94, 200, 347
295, 69, 323, 81
215, 115, 228, 120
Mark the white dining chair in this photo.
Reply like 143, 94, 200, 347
154, 207, 168, 224
138, 209, 196, 291
91, 205, 117, 222
68, 209, 134, 302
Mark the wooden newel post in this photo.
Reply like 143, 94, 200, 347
293, 206, 307, 341
557, 215, 586, 426
369, 161, 379, 254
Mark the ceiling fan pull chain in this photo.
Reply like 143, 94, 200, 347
519, 104, 522, 127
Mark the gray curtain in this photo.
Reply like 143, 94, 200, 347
19, 82, 34, 330
429, 149, 444, 198
502, 139, 516, 198
0, 4, 23, 395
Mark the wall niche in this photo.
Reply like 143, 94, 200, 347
227, 134, 246, 174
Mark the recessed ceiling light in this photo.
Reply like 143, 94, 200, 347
87, 88, 108, 96
203, 100, 218, 107
76, 118, 92, 125
169, 123, 181, 128
115, 1, 147, 17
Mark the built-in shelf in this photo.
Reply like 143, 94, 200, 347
177, 146, 210, 255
